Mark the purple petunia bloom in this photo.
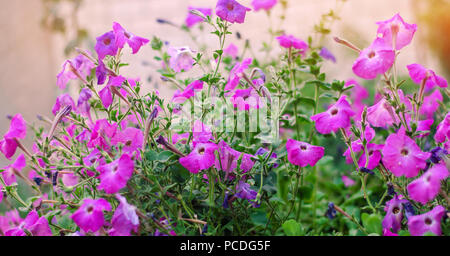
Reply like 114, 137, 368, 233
52, 93, 76, 116
407, 164, 448, 205
2, 154, 26, 186
215, 140, 255, 175
0, 114, 27, 160
4, 210, 52, 236
97, 154, 135, 194
376, 13, 417, 50
168, 46, 195, 73
111, 127, 143, 155
95, 31, 119, 60
276, 35, 309, 56
216, 0, 251, 24
71, 198, 112, 233
310, 95, 355, 134
179, 142, 218, 174
109, 194, 139, 236
186, 7, 212, 28
408, 205, 446, 236
382, 195, 408, 233
352, 38, 395, 80
224, 58, 252, 92
286, 139, 324, 167
172, 80, 204, 104
319, 47, 336, 63
113, 22, 149, 54
251, 0, 277, 11
407, 63, 448, 90
57, 54, 95, 89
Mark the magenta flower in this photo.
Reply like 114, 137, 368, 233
0, 114, 27, 160
97, 154, 134, 194
99, 75, 126, 109
111, 127, 143, 154
95, 31, 119, 60
376, 13, 417, 50
4, 210, 52, 236
367, 98, 397, 128
352, 38, 395, 80
168, 46, 195, 73
434, 113, 449, 147
88, 119, 118, 150
319, 47, 336, 63
186, 7, 212, 28
215, 140, 255, 174
179, 142, 218, 174
71, 198, 112, 233
109, 194, 139, 236
407, 63, 448, 89
276, 35, 309, 53
224, 58, 252, 92
382, 195, 408, 233
57, 54, 95, 89
192, 120, 213, 145
251, 0, 277, 11
383, 228, 399, 236
216, 0, 251, 24
112, 22, 149, 54
342, 175, 355, 187
172, 132, 190, 145
310, 95, 355, 134
2, 154, 26, 186
172, 80, 204, 104
343, 142, 384, 170
229, 87, 260, 111
224, 43, 239, 59
286, 139, 324, 167
52, 94, 76, 116
77, 88, 93, 118
381, 128, 431, 178
345, 79, 368, 120
408, 205, 445, 236
407, 164, 449, 205
420, 90, 443, 119
236, 181, 257, 200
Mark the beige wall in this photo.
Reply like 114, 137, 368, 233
0, 0, 440, 165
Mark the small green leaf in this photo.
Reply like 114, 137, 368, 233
282, 219, 304, 236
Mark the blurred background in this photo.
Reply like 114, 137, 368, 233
1, 0, 449, 166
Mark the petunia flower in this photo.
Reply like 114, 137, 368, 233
186, 7, 212, 28
109, 194, 139, 236
429, 147, 448, 164
77, 88, 93, 118
215, 140, 254, 175
310, 95, 355, 134
434, 113, 449, 148
88, 119, 118, 150
408, 205, 445, 236
179, 142, 218, 174
71, 198, 112, 233
111, 127, 143, 155
376, 13, 417, 50
2, 154, 26, 186
352, 38, 395, 80
342, 175, 355, 187
229, 87, 260, 111
98, 75, 127, 109
95, 31, 119, 60
251, 0, 278, 11
343, 142, 384, 170
0, 114, 27, 160
4, 210, 52, 236
112, 22, 149, 54
216, 0, 251, 24
383, 228, 399, 236
97, 154, 134, 194
367, 98, 397, 128
381, 128, 431, 178
224, 58, 252, 92
382, 195, 408, 233
407, 164, 449, 205
420, 90, 443, 119
172, 80, 204, 104
167, 46, 195, 73
52, 94, 76, 116
276, 34, 309, 55
407, 63, 448, 90
286, 139, 324, 167
223, 43, 239, 59
319, 47, 336, 63
56, 54, 95, 89
235, 181, 259, 207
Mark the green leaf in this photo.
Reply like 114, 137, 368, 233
282, 219, 304, 236
362, 213, 382, 235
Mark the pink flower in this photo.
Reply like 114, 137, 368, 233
5, 210, 52, 236
407, 164, 448, 205
111, 127, 144, 154
88, 119, 118, 150
109, 194, 139, 236
229, 87, 260, 111
186, 7, 212, 28
95, 31, 119, 60
224, 43, 239, 59
376, 13, 417, 50
192, 120, 213, 145
415, 119, 434, 138
345, 79, 368, 120
342, 175, 355, 187
235, 181, 257, 202
216, 0, 251, 24
168, 46, 195, 73
286, 139, 325, 167
172, 133, 190, 145
77, 88, 93, 118
172, 80, 204, 104
381, 128, 431, 178
179, 142, 218, 174
343, 142, 384, 170
352, 38, 395, 80
407, 63, 448, 89
408, 205, 445, 236
367, 98, 397, 128
112, 22, 149, 54
56, 54, 95, 89
215, 140, 255, 174
383, 228, 399, 236
99, 75, 127, 109
52, 94, 76, 116
420, 90, 443, 119
382, 195, 408, 233
0, 114, 27, 160
276, 35, 309, 53
71, 198, 112, 233
2, 154, 26, 186
310, 95, 355, 134
251, 0, 277, 11
434, 113, 450, 145
224, 58, 252, 92
97, 154, 134, 194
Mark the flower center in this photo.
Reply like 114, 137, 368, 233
330, 109, 338, 115
103, 38, 111, 45
125, 140, 132, 146
86, 206, 94, 213
391, 23, 400, 35
368, 51, 376, 58
227, 3, 234, 11
300, 145, 307, 151
198, 147, 205, 155
369, 150, 374, 156
392, 207, 400, 214
400, 148, 409, 156
424, 218, 432, 225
